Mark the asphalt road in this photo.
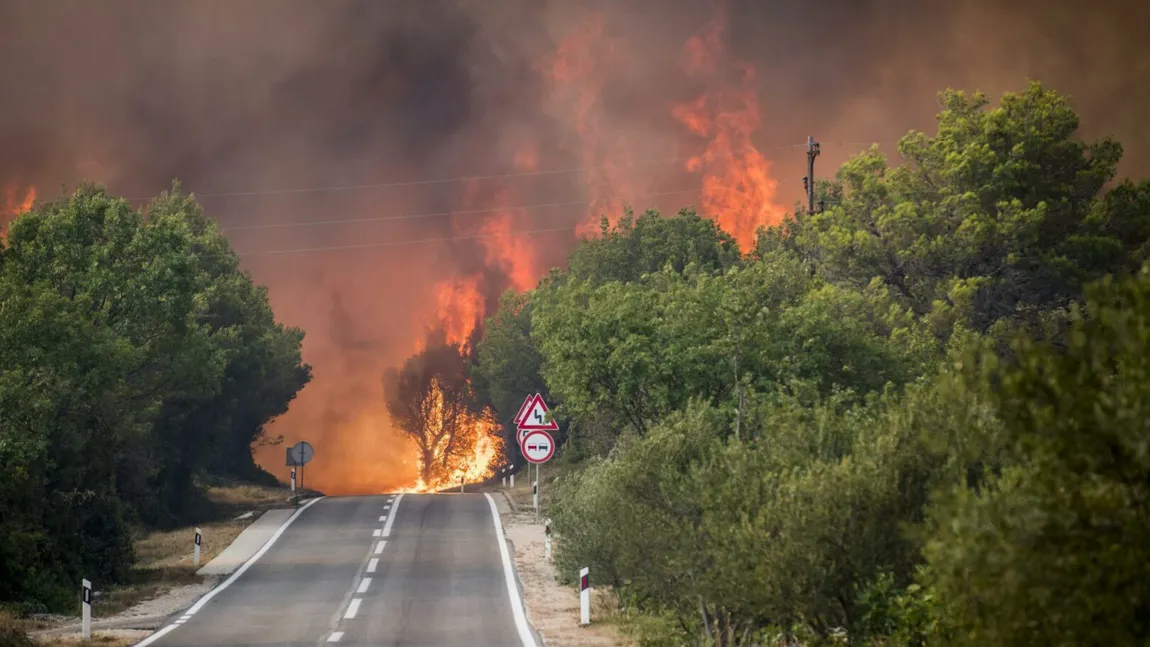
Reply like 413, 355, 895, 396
142, 493, 536, 647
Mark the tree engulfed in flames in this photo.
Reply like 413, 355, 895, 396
391, 282, 504, 494
392, 376, 503, 494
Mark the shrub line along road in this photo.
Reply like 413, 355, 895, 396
136, 493, 540, 647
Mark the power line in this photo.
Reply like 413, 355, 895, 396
221, 188, 699, 232
127, 140, 868, 204
240, 225, 578, 257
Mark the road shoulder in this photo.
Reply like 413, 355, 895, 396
492, 491, 629, 647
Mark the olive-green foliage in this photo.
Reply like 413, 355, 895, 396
533, 248, 933, 438
922, 268, 1150, 646
794, 82, 1150, 339
537, 82, 1150, 645
566, 208, 742, 286
0, 184, 310, 609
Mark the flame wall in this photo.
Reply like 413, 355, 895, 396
1, 0, 1147, 494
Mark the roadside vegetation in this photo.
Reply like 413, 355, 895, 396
471, 82, 1150, 645
0, 183, 311, 631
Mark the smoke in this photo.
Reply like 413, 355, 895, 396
1, 0, 1146, 493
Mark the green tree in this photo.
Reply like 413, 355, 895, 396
796, 82, 1149, 337
0, 183, 310, 608
923, 267, 1150, 646
567, 208, 742, 286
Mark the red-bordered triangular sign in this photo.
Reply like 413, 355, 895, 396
516, 393, 558, 431
513, 394, 535, 426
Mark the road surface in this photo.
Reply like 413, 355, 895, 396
140, 493, 537, 647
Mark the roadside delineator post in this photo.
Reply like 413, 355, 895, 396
290, 467, 297, 494
460, 475, 465, 494
501, 467, 507, 488
81, 579, 92, 639
510, 467, 515, 488
544, 519, 552, 562
579, 567, 590, 626
194, 527, 202, 567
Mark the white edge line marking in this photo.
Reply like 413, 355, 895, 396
372, 528, 381, 537
374, 540, 386, 554
328, 631, 344, 642
367, 557, 379, 573
357, 577, 372, 594
344, 598, 362, 619
134, 497, 325, 647
381, 493, 404, 537
485, 493, 540, 647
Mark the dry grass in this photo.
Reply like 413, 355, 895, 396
203, 482, 291, 513
80, 481, 295, 618
34, 634, 139, 647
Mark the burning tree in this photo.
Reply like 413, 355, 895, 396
383, 342, 499, 488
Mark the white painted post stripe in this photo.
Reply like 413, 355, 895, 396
344, 598, 362, 619
484, 493, 540, 647
328, 631, 344, 642
372, 528, 381, 537
357, 577, 372, 594
374, 540, 386, 555
381, 493, 404, 537
134, 497, 325, 647
367, 557, 379, 573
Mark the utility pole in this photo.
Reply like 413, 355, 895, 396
803, 135, 821, 215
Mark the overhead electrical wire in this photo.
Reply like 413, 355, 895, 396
127, 140, 880, 203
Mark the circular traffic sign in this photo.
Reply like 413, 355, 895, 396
519, 430, 555, 464
290, 441, 314, 465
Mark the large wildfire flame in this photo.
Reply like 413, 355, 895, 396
671, 8, 786, 251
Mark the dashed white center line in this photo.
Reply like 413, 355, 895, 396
367, 557, 379, 573
374, 540, 387, 555
327, 631, 344, 642
357, 577, 372, 594
344, 598, 362, 619
372, 528, 381, 537
379, 515, 386, 521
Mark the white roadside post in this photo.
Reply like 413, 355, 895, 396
579, 567, 590, 625
460, 475, 465, 493
510, 467, 515, 488
290, 467, 297, 494
193, 527, 202, 567
544, 519, 552, 562
81, 579, 92, 639
502, 467, 507, 488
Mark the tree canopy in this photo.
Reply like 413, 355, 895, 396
472, 82, 1150, 645
0, 183, 309, 610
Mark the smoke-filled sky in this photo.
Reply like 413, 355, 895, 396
1, 0, 1146, 493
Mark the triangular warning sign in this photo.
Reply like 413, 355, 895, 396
516, 393, 558, 431
513, 394, 536, 426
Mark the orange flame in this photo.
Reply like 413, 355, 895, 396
538, 13, 637, 236
392, 375, 504, 494
671, 8, 785, 251
1, 184, 36, 239
434, 275, 484, 349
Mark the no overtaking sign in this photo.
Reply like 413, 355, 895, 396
520, 430, 554, 464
